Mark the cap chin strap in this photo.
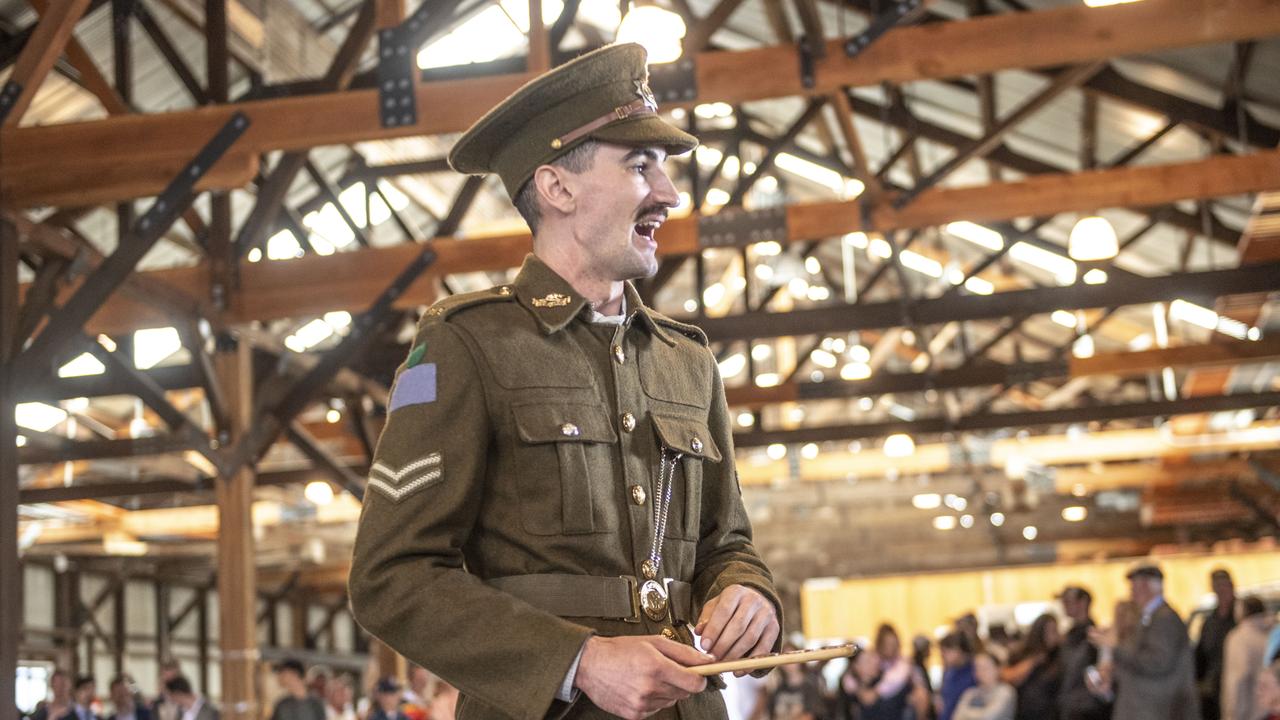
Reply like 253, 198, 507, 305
550, 98, 657, 150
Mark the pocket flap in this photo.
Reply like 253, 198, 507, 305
512, 403, 619, 444
651, 414, 722, 461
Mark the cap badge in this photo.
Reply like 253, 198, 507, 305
532, 292, 573, 308
635, 79, 658, 112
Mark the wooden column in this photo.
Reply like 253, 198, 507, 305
214, 338, 258, 720
112, 576, 126, 675
154, 581, 171, 663
0, 220, 20, 720
290, 598, 308, 649
373, 638, 405, 685
196, 587, 210, 695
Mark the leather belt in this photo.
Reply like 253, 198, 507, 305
487, 574, 693, 625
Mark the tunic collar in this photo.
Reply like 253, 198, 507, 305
511, 254, 676, 345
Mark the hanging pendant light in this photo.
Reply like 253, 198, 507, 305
1068, 215, 1119, 261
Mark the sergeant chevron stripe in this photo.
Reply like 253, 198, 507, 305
368, 452, 443, 502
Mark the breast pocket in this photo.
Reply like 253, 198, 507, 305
512, 402, 620, 536
650, 414, 722, 540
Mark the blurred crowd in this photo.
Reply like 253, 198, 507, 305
736, 566, 1280, 720
20, 658, 457, 720
18, 564, 1280, 720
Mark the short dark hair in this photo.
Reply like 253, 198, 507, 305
109, 674, 134, 690
512, 141, 599, 234
939, 632, 973, 655
73, 675, 95, 692
273, 658, 306, 678
1241, 596, 1265, 618
164, 676, 193, 696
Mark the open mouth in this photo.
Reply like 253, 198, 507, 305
634, 220, 660, 239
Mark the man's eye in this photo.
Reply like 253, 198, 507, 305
633, 164, 647, 172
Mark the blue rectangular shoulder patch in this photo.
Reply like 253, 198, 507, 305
389, 362, 437, 411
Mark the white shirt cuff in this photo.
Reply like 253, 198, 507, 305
556, 644, 587, 702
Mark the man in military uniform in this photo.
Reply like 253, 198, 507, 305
348, 43, 781, 720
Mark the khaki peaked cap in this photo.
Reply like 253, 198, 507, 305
447, 43, 698, 198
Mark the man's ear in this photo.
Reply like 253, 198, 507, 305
532, 164, 575, 216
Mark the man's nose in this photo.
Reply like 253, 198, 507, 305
652, 164, 680, 207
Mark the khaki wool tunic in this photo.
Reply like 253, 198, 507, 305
349, 254, 781, 720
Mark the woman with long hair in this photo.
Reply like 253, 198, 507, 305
1002, 614, 1063, 720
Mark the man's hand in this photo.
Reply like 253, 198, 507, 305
573, 635, 711, 720
694, 585, 780, 668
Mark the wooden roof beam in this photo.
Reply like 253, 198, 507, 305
20, 148, 1280, 336
1, 0, 93, 126
4, 0, 1278, 207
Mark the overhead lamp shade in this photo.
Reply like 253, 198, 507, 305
883, 433, 915, 458
305, 480, 335, 506
1068, 215, 1119, 261
616, 5, 686, 64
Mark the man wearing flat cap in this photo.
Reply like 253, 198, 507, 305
349, 43, 781, 720
1090, 563, 1200, 720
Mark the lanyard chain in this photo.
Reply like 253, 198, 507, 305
644, 448, 682, 579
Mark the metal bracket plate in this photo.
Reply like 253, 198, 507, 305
697, 205, 788, 249
375, 1, 442, 129
135, 112, 251, 244
648, 57, 698, 105
798, 36, 818, 89
844, 0, 925, 58
377, 27, 418, 128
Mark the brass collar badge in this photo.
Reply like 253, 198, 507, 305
531, 293, 572, 308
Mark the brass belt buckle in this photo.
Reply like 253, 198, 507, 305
639, 578, 670, 622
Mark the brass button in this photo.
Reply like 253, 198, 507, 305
661, 628, 677, 640
612, 344, 625, 364
621, 412, 636, 433
560, 423, 580, 437
496, 285, 512, 296
691, 437, 703, 453
630, 484, 647, 506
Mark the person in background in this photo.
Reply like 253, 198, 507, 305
31, 669, 73, 720
984, 626, 1012, 666
62, 676, 100, 720
838, 647, 906, 720
769, 646, 825, 720
1257, 660, 1280, 720
271, 659, 326, 720
1198, 569, 1237, 720
399, 667, 432, 709
151, 660, 182, 720
1090, 563, 1200, 720
951, 652, 1014, 720
106, 675, 150, 720
937, 632, 977, 720
866, 623, 920, 715
1222, 596, 1275, 720
163, 677, 216, 720
325, 675, 356, 720
955, 615, 984, 656
368, 679, 407, 720
306, 667, 332, 707
912, 635, 937, 720
1002, 613, 1062, 720
1057, 587, 1110, 720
